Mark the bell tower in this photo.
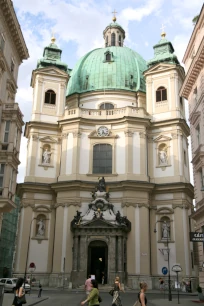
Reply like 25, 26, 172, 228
30, 35, 69, 122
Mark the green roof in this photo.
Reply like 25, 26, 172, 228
37, 41, 68, 72
67, 46, 147, 96
147, 36, 180, 68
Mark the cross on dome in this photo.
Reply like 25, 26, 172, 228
112, 9, 117, 22
160, 24, 166, 38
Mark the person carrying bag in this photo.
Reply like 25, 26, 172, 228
12, 278, 27, 306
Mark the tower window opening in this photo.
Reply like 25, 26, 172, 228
111, 33, 116, 46
156, 86, 167, 102
106, 36, 108, 47
45, 90, 56, 105
119, 35, 121, 46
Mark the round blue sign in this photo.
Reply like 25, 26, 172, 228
162, 267, 168, 275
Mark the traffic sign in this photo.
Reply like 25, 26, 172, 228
172, 264, 182, 272
162, 267, 168, 275
28, 262, 36, 273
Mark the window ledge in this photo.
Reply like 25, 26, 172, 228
87, 173, 118, 177
43, 104, 56, 108
38, 164, 54, 169
156, 164, 171, 168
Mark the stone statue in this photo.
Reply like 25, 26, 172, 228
162, 222, 170, 239
42, 148, 52, 164
37, 219, 45, 236
116, 211, 122, 223
159, 149, 167, 165
71, 211, 82, 227
97, 177, 106, 192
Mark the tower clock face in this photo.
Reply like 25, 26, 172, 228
97, 126, 109, 137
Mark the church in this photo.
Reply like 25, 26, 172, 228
14, 15, 196, 289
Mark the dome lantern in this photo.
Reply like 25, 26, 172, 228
103, 11, 125, 47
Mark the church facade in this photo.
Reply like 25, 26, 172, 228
15, 18, 196, 289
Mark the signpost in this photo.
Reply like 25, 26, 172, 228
172, 265, 182, 304
28, 263, 36, 295
190, 232, 204, 242
162, 267, 168, 275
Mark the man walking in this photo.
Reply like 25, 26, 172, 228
38, 284, 42, 298
84, 275, 92, 296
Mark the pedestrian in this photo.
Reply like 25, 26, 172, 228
101, 272, 105, 285
111, 276, 124, 306
38, 284, 42, 298
12, 277, 26, 306
81, 279, 100, 306
85, 275, 92, 296
159, 277, 164, 291
136, 282, 148, 306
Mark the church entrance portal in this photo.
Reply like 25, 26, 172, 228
87, 241, 108, 284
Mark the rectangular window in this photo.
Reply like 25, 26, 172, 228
4, 121, 10, 143
9, 168, 14, 193
93, 144, 112, 174
0, 34, 5, 51
0, 164, 5, 195
196, 124, 200, 146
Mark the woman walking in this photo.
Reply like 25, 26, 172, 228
81, 279, 100, 306
12, 278, 25, 306
112, 276, 124, 306
137, 282, 148, 306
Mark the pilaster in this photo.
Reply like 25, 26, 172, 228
125, 130, 133, 175
72, 131, 81, 178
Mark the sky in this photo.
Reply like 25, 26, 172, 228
13, 0, 203, 183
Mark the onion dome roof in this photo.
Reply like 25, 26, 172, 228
66, 46, 147, 96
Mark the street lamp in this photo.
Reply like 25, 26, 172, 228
172, 264, 182, 304
24, 217, 49, 287
154, 220, 172, 301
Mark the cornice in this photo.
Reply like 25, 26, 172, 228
180, 37, 204, 99
54, 201, 81, 208
0, 0, 29, 61
121, 201, 149, 208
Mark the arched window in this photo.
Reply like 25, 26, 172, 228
111, 33, 115, 46
106, 36, 108, 47
44, 90, 56, 105
156, 86, 167, 102
100, 103, 114, 110
93, 144, 112, 174
119, 35, 121, 46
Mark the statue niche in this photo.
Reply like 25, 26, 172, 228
42, 144, 52, 164
158, 143, 168, 165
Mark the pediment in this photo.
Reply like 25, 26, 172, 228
33, 205, 52, 213
39, 136, 58, 144
189, 111, 201, 126
153, 135, 171, 142
37, 66, 67, 77
156, 207, 174, 215
146, 63, 175, 74
82, 218, 116, 228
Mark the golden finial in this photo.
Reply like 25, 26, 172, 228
112, 9, 117, 22
160, 24, 166, 38
51, 30, 56, 43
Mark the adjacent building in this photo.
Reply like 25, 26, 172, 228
180, 5, 204, 287
15, 17, 195, 288
0, 0, 29, 234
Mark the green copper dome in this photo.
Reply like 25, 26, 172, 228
66, 46, 147, 96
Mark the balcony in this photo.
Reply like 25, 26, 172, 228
65, 106, 149, 120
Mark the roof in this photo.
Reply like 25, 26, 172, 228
0, 0, 29, 61
147, 35, 180, 68
103, 22, 125, 38
67, 46, 147, 96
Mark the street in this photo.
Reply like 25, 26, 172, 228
2, 291, 201, 306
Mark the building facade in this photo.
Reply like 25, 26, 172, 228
0, 0, 29, 233
15, 18, 195, 289
0, 197, 20, 277
180, 5, 204, 287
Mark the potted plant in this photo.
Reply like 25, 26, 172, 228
197, 285, 204, 301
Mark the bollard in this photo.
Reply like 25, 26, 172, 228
0, 284, 4, 306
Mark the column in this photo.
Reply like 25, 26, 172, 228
109, 236, 116, 284
117, 236, 123, 272
60, 133, 68, 176
79, 235, 87, 271
73, 235, 78, 271
72, 131, 81, 178
52, 206, 64, 273
125, 130, 133, 176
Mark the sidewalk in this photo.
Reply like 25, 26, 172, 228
150, 298, 204, 306
2, 293, 49, 306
